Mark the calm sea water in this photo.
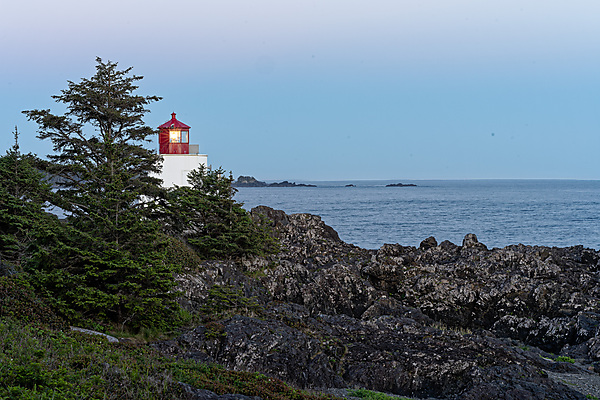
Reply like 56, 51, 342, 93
233, 180, 600, 250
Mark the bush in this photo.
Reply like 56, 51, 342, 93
0, 275, 65, 329
199, 285, 263, 319
164, 166, 279, 260
26, 233, 184, 333
162, 234, 203, 272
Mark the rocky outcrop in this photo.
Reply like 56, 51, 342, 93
159, 206, 600, 399
385, 183, 417, 187
157, 309, 588, 399
365, 235, 600, 356
268, 181, 317, 187
232, 176, 267, 187
232, 176, 316, 187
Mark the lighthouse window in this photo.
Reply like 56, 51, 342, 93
168, 130, 189, 143
169, 130, 181, 143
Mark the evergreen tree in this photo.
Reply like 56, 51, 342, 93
23, 58, 179, 330
164, 166, 278, 259
0, 127, 56, 270
24, 57, 163, 245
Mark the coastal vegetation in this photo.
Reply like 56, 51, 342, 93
0, 275, 337, 400
163, 167, 278, 260
347, 389, 411, 400
3, 58, 276, 332
0, 58, 293, 399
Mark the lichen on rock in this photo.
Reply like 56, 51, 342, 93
160, 206, 600, 399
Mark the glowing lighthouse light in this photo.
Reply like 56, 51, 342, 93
157, 113, 208, 187
158, 112, 191, 154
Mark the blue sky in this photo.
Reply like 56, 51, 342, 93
2, 0, 599, 180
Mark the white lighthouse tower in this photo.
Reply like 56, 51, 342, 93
157, 113, 208, 187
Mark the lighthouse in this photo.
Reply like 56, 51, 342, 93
157, 113, 208, 187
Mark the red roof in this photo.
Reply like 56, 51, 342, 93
158, 112, 191, 129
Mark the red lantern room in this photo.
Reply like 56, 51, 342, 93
158, 113, 191, 154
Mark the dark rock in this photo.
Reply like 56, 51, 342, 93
419, 236, 438, 250
251, 206, 290, 227
385, 183, 417, 187
252, 206, 342, 244
232, 176, 268, 187
267, 181, 316, 188
492, 315, 576, 353
163, 206, 600, 400
179, 384, 262, 400
160, 309, 586, 399
576, 312, 600, 341
462, 233, 488, 250
232, 176, 316, 187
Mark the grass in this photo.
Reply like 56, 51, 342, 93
173, 362, 336, 400
431, 321, 473, 336
0, 275, 340, 400
555, 356, 575, 363
0, 319, 183, 399
347, 388, 411, 400
0, 318, 341, 400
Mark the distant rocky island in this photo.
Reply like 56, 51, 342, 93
386, 182, 417, 187
232, 176, 316, 188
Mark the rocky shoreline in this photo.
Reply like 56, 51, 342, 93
157, 206, 600, 399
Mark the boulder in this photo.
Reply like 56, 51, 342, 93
419, 236, 438, 250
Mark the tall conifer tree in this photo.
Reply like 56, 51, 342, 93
0, 128, 55, 270
24, 57, 162, 245
23, 58, 178, 330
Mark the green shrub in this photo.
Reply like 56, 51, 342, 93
200, 285, 263, 319
555, 356, 575, 363
347, 388, 410, 400
164, 166, 279, 260
27, 236, 184, 334
0, 275, 65, 329
162, 234, 203, 271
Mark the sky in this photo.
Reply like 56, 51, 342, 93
2, 0, 600, 181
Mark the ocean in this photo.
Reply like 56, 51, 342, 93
233, 180, 600, 250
